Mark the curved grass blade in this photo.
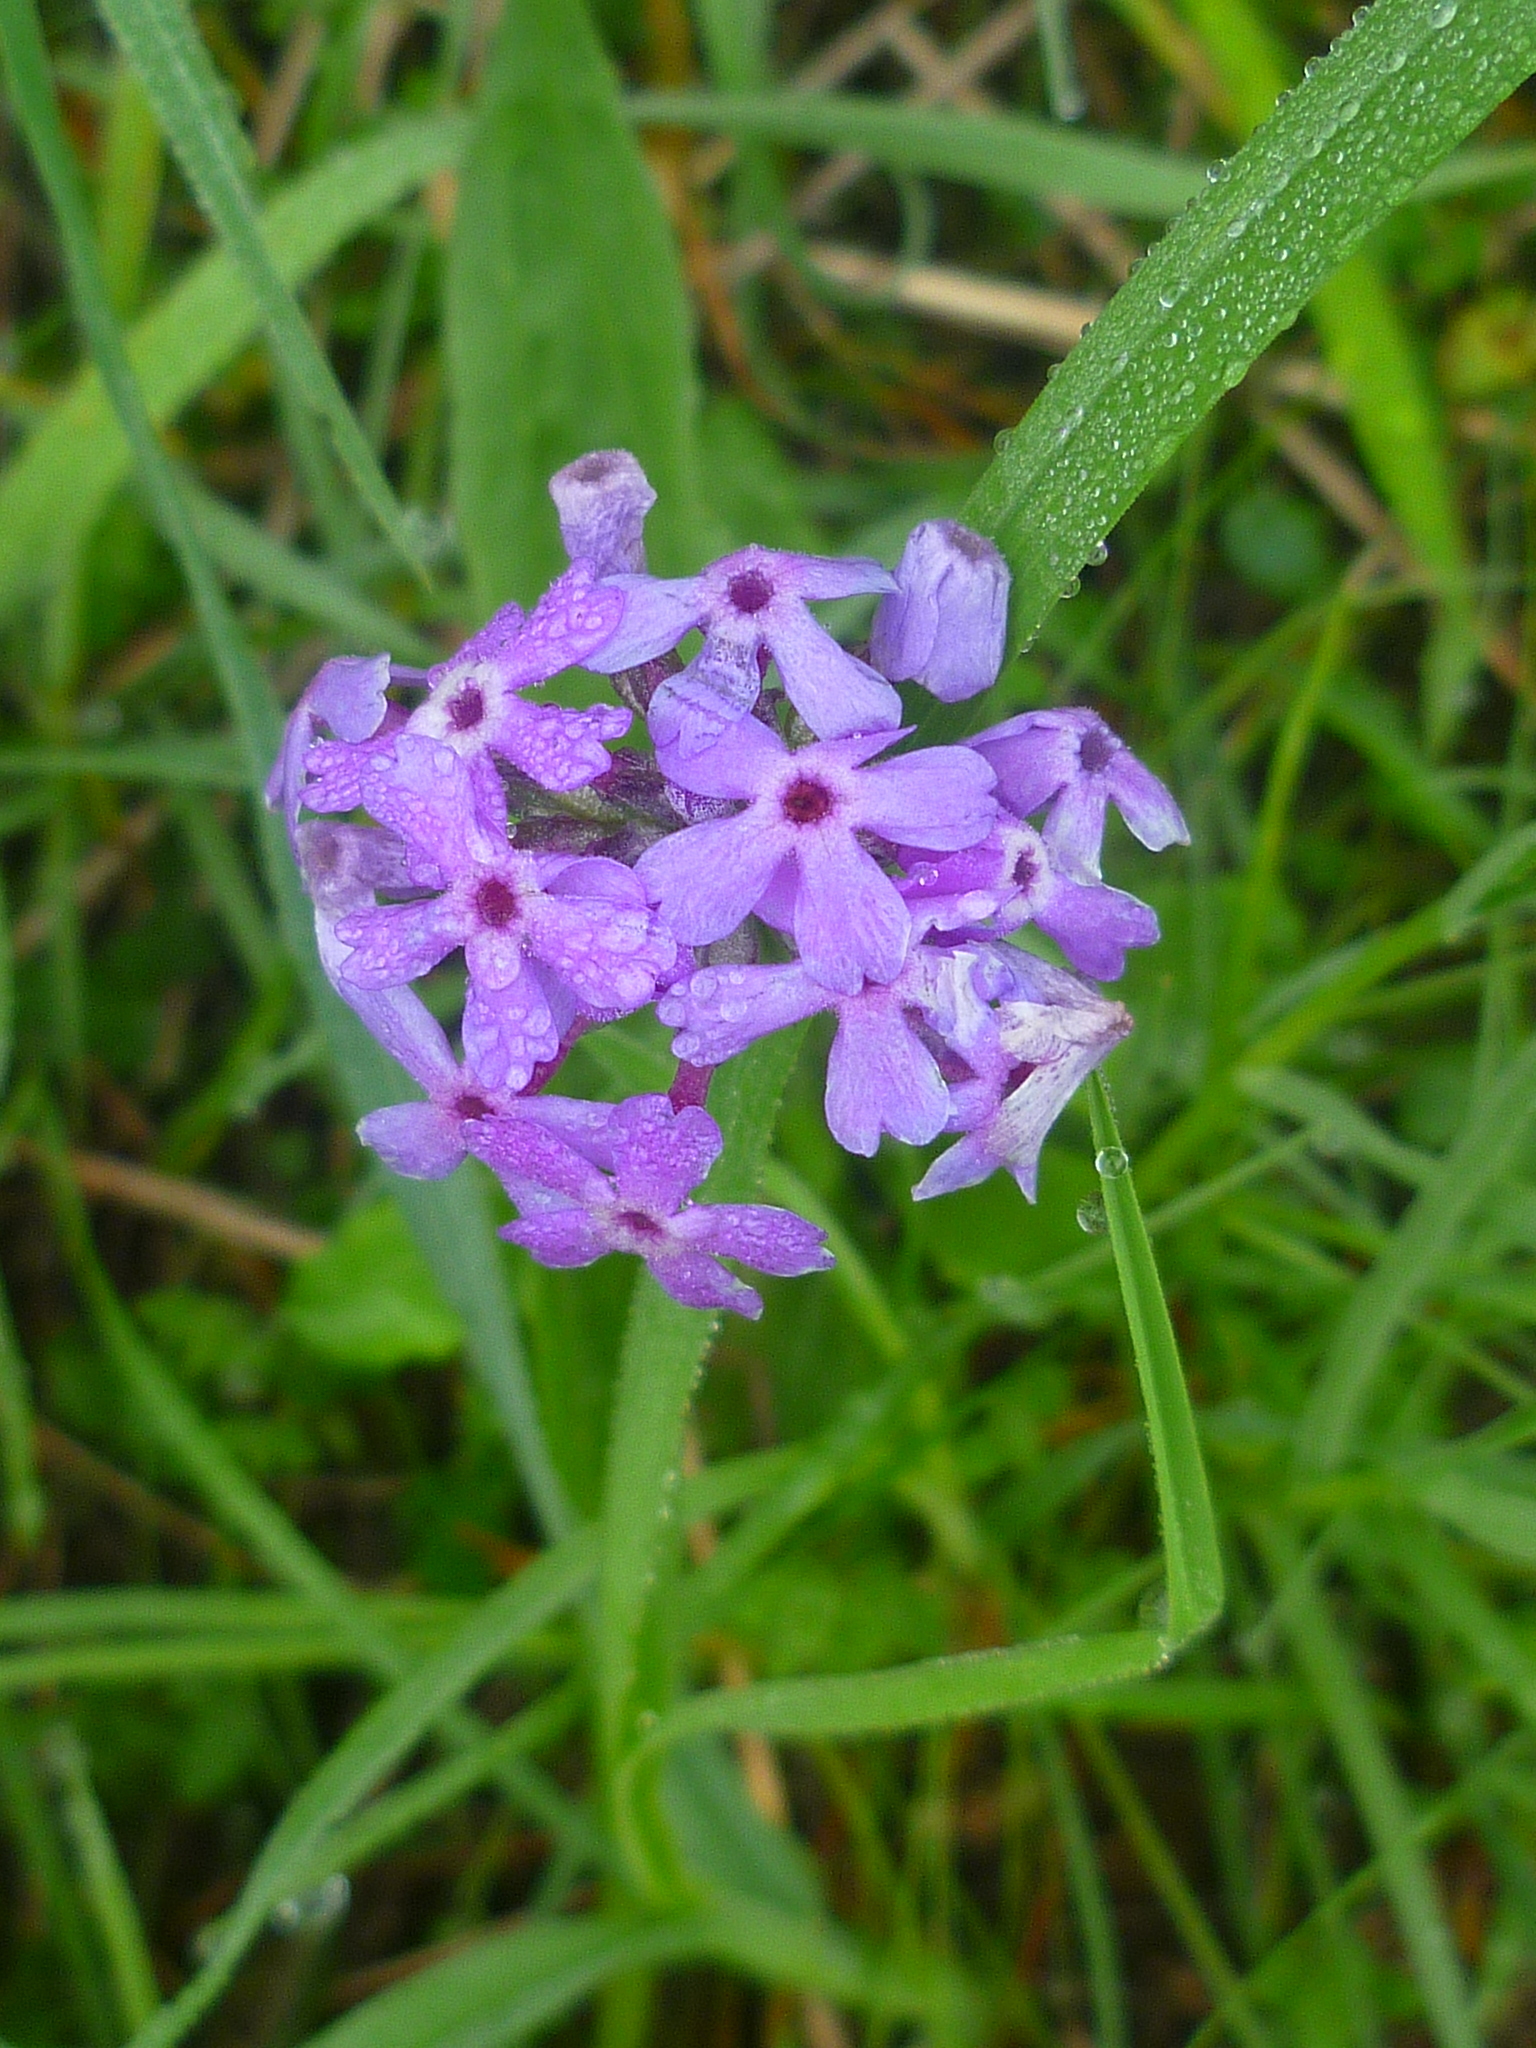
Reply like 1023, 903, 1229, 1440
961, 0, 1536, 651
95, 0, 422, 574
626, 89, 1206, 218
621, 1077, 1218, 1755
0, 109, 465, 631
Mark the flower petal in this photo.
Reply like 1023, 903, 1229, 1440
583, 575, 702, 670
357, 1102, 467, 1179
609, 1096, 721, 1212
676, 1202, 833, 1276
636, 812, 782, 947
793, 835, 909, 994
646, 1247, 762, 1317
1107, 750, 1191, 852
332, 896, 463, 989
854, 745, 997, 851
462, 966, 559, 1094
490, 698, 630, 792
503, 1208, 613, 1269
527, 892, 674, 1015
824, 1001, 949, 1155
766, 606, 903, 741
659, 961, 827, 1066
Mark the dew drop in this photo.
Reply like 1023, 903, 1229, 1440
1076, 1198, 1108, 1235
1087, 539, 1109, 566
1428, 0, 1457, 23
1383, 46, 1407, 72
1095, 1145, 1130, 1179
1157, 285, 1181, 310
1206, 159, 1228, 183
993, 428, 1012, 450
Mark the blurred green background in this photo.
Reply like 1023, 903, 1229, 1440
1, 1, 1535, 2044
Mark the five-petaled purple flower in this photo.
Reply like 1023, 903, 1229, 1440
470, 1095, 831, 1317
332, 736, 675, 1092
639, 717, 996, 994
268, 447, 1189, 1312
586, 543, 902, 757
972, 707, 1189, 880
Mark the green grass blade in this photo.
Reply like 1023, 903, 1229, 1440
0, 1266, 42, 1551
961, 0, 1536, 651
635, 1629, 1168, 1745
40, 1726, 159, 2032
185, 480, 438, 662
626, 89, 1206, 217
1038, 1724, 1128, 2048
0, 737, 247, 784
1086, 1073, 1223, 1641
1255, 1519, 1480, 2048
295, 1916, 704, 2048
1298, 1028, 1536, 1471
0, 4, 566, 1540
95, 0, 423, 574
0, 108, 464, 632
123, 1535, 597, 2048
446, 0, 712, 612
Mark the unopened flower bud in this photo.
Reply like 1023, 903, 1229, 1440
549, 449, 656, 575
869, 519, 1008, 702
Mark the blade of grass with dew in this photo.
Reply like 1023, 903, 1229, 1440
625, 91, 1206, 218
95, 0, 422, 575
446, 0, 712, 614
1298, 1027, 1536, 1471
1253, 1518, 1480, 2048
0, 109, 465, 631
0, 4, 568, 1539
960, 0, 1536, 653
1180, 0, 1480, 753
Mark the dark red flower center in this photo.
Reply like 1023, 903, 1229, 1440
474, 877, 520, 928
453, 1092, 493, 1120
1011, 848, 1039, 891
1005, 1061, 1039, 1092
727, 568, 774, 615
1078, 726, 1116, 774
615, 1208, 664, 1237
448, 686, 485, 731
780, 776, 834, 826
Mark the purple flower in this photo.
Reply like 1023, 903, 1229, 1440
637, 717, 996, 994
583, 544, 901, 756
550, 449, 656, 575
306, 566, 631, 807
660, 943, 984, 1156
913, 951, 1132, 1200
266, 653, 393, 848
869, 520, 1009, 703
469, 1094, 832, 1317
330, 736, 675, 1092
899, 819, 1158, 981
971, 708, 1189, 881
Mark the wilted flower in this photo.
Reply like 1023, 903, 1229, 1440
870, 519, 1009, 702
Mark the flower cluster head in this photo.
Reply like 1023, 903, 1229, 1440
270, 460, 1188, 1316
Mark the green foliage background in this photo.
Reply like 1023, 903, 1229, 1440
0, 1, 1533, 2044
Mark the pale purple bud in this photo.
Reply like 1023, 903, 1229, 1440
549, 450, 657, 576
869, 520, 1009, 703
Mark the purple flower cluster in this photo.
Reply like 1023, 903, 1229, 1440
269, 454, 1187, 1315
